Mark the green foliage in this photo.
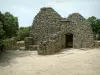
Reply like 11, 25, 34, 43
87, 16, 100, 40
2, 38, 11, 49
0, 11, 5, 39
2, 37, 17, 50
18, 26, 31, 41
0, 11, 19, 39
3, 12, 19, 38
87, 16, 100, 34
0, 11, 19, 50
0, 21, 5, 38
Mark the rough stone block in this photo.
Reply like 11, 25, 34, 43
29, 45, 39, 51
24, 37, 33, 50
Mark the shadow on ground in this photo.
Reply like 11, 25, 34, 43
0, 50, 33, 67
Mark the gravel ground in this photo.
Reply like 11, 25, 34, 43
0, 48, 100, 75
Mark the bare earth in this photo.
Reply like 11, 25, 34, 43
0, 48, 100, 75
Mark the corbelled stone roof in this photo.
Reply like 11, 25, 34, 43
67, 13, 85, 22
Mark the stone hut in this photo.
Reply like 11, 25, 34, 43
25, 7, 95, 55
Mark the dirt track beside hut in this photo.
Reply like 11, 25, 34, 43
0, 48, 100, 75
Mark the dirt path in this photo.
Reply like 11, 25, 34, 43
0, 49, 100, 75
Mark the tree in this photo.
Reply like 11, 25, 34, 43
95, 19, 100, 33
3, 12, 19, 38
0, 11, 5, 39
18, 26, 31, 41
0, 11, 5, 51
0, 21, 5, 39
87, 16, 100, 40
0, 11, 19, 51
87, 16, 97, 33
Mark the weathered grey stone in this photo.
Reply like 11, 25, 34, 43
24, 37, 33, 50
38, 39, 61, 55
17, 41, 25, 47
60, 13, 94, 48
30, 7, 62, 44
4, 38, 25, 50
29, 45, 39, 51
25, 7, 97, 55
19, 47, 25, 50
9, 37, 18, 50
94, 41, 100, 48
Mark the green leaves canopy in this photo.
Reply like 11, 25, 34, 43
87, 16, 100, 34
0, 11, 19, 39
18, 26, 31, 41
4, 12, 19, 38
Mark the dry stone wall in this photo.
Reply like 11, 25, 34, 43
30, 7, 62, 45
24, 37, 33, 50
25, 7, 95, 54
38, 39, 61, 55
66, 13, 94, 48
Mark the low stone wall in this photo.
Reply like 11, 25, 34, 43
24, 37, 33, 50
38, 40, 61, 55
10, 37, 18, 50
4, 37, 18, 50
94, 41, 100, 48
29, 45, 39, 51
17, 41, 25, 47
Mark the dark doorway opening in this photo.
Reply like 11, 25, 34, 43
65, 33, 73, 48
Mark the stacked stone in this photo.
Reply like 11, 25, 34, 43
67, 13, 85, 22
25, 7, 95, 54
29, 45, 39, 51
9, 37, 18, 50
24, 37, 33, 50
16, 41, 25, 50
17, 41, 25, 47
4, 38, 25, 50
60, 20, 75, 48
94, 41, 100, 48
66, 13, 94, 48
38, 39, 61, 55
50, 31, 61, 42
31, 7, 62, 45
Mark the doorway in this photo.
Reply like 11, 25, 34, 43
65, 33, 73, 48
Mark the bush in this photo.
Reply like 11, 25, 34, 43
2, 38, 11, 49
2, 37, 17, 50
18, 26, 31, 41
